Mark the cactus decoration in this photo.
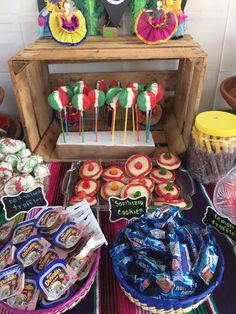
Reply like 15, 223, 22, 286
129, 0, 147, 34
74, 0, 104, 35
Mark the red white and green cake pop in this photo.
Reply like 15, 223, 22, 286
48, 90, 69, 143
106, 87, 122, 143
57, 86, 73, 136
88, 89, 106, 142
109, 80, 121, 88
119, 88, 138, 144
72, 94, 91, 142
73, 81, 91, 95
126, 82, 144, 94
95, 80, 107, 93
146, 83, 164, 104
138, 91, 157, 143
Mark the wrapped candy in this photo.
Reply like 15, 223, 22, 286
0, 138, 25, 155
34, 164, 50, 182
4, 155, 19, 168
17, 157, 38, 174
16, 149, 32, 159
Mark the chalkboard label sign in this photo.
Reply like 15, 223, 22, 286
203, 206, 236, 242
108, 196, 147, 223
1, 187, 48, 221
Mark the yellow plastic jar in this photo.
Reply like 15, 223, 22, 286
187, 111, 236, 184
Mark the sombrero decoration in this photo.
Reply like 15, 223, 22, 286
109, 80, 122, 88
74, 179, 99, 196
70, 193, 97, 207
71, 94, 91, 142
121, 183, 152, 204
126, 82, 144, 142
155, 182, 181, 201
125, 154, 152, 178
95, 80, 107, 93
88, 89, 106, 142
58, 86, 73, 135
150, 167, 176, 184
130, 176, 155, 193
48, 90, 69, 143
73, 81, 91, 95
79, 161, 103, 180
156, 152, 181, 170
135, 1, 178, 45
119, 88, 138, 144
106, 87, 122, 143
101, 180, 125, 200
101, 165, 125, 182
48, 1, 88, 46
137, 91, 156, 143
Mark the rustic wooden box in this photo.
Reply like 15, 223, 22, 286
8, 35, 207, 162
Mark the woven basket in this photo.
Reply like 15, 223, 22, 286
112, 233, 224, 314
0, 210, 101, 314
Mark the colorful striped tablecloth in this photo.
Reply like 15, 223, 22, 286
0, 163, 235, 314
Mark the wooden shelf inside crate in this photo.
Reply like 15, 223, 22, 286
8, 35, 207, 162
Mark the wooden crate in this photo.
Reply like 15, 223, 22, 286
8, 35, 207, 162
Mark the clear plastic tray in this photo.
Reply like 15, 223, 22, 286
61, 160, 195, 211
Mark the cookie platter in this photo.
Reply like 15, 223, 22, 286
62, 157, 195, 211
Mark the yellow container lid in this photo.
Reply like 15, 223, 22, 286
195, 111, 236, 137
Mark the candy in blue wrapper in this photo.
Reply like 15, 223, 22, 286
110, 243, 131, 261
150, 272, 173, 294
192, 230, 219, 285
125, 274, 151, 292
168, 233, 196, 298
117, 256, 135, 277
125, 229, 167, 254
142, 205, 180, 229
139, 225, 166, 240
136, 254, 166, 273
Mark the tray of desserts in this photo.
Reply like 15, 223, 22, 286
61, 153, 195, 211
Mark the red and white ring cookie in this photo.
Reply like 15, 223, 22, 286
79, 161, 103, 180
101, 166, 125, 182
75, 179, 99, 196
101, 180, 125, 200
125, 154, 152, 178
153, 197, 186, 208
121, 183, 151, 203
130, 177, 154, 192
70, 193, 97, 206
155, 183, 181, 200
150, 167, 175, 184
156, 152, 181, 170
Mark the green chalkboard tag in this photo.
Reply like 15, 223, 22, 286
202, 206, 236, 242
1, 187, 48, 221
108, 196, 148, 223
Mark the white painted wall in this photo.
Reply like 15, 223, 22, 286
0, 0, 235, 118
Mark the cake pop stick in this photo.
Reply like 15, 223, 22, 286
119, 88, 138, 144
95, 80, 107, 93
73, 81, 91, 95
48, 90, 69, 143
106, 88, 122, 142
126, 82, 144, 141
137, 91, 156, 143
72, 94, 91, 142
88, 89, 106, 142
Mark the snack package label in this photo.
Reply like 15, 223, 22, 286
52, 223, 83, 249
12, 220, 36, 245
